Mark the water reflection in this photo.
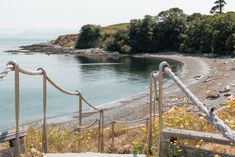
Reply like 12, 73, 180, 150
77, 56, 181, 80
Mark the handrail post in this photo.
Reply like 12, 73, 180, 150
147, 73, 154, 153
79, 95, 82, 126
38, 68, 48, 153
146, 116, 149, 150
100, 109, 104, 153
111, 121, 115, 152
153, 77, 158, 121
158, 62, 169, 157
98, 118, 101, 152
8, 61, 20, 157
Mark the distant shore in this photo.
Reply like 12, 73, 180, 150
4, 43, 121, 58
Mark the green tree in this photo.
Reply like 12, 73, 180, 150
154, 8, 187, 51
210, 0, 227, 14
106, 29, 131, 54
211, 13, 235, 55
75, 24, 103, 49
225, 33, 235, 56
129, 15, 156, 52
180, 16, 213, 54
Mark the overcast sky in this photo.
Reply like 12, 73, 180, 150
0, 0, 234, 38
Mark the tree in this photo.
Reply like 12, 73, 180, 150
75, 24, 103, 49
129, 15, 156, 52
154, 8, 187, 51
210, 0, 227, 14
106, 29, 131, 54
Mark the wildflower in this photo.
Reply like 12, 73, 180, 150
31, 148, 37, 153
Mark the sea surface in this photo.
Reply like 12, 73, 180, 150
0, 38, 181, 130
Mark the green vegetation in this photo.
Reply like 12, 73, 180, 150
210, 0, 227, 14
75, 8, 235, 57
103, 23, 129, 34
75, 24, 103, 49
3, 100, 230, 156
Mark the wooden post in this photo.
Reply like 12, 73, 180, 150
100, 110, 104, 153
158, 62, 168, 157
98, 110, 104, 153
153, 77, 158, 121
42, 71, 48, 153
148, 73, 153, 153
79, 95, 82, 126
98, 119, 101, 152
13, 62, 20, 157
146, 117, 149, 150
111, 121, 115, 152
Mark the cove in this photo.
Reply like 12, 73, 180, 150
0, 39, 182, 130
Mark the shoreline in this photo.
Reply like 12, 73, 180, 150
59, 52, 235, 130
4, 44, 235, 129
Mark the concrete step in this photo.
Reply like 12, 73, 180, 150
44, 153, 145, 157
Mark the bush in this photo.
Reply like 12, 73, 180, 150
75, 24, 103, 49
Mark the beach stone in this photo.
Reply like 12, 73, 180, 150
193, 75, 201, 79
206, 91, 220, 99
227, 95, 235, 101
224, 93, 231, 97
219, 85, 230, 93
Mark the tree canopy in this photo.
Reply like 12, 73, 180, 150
75, 8, 235, 57
210, 0, 227, 14
75, 24, 103, 49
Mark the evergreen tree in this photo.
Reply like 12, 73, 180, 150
210, 0, 227, 14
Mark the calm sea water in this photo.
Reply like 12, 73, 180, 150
0, 38, 181, 130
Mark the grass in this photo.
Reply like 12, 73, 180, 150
0, 100, 234, 156
103, 23, 129, 34
52, 23, 129, 47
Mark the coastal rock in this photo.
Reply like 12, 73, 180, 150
76, 48, 120, 58
193, 75, 202, 80
206, 91, 220, 99
219, 85, 230, 93
224, 93, 231, 97
18, 43, 76, 54
227, 95, 235, 101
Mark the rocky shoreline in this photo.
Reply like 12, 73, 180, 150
5, 43, 121, 58
4, 43, 235, 129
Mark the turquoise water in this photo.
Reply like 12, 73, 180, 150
0, 39, 181, 130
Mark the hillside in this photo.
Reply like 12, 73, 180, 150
51, 23, 129, 48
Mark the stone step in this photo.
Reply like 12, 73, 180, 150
44, 153, 145, 157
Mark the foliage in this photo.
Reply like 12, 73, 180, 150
129, 15, 157, 52
210, 0, 227, 14
17, 100, 235, 156
74, 8, 235, 57
103, 23, 129, 34
106, 28, 130, 54
132, 100, 235, 155
181, 12, 235, 56
75, 24, 103, 49
155, 8, 187, 51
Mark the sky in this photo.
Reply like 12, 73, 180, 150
0, 0, 234, 39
